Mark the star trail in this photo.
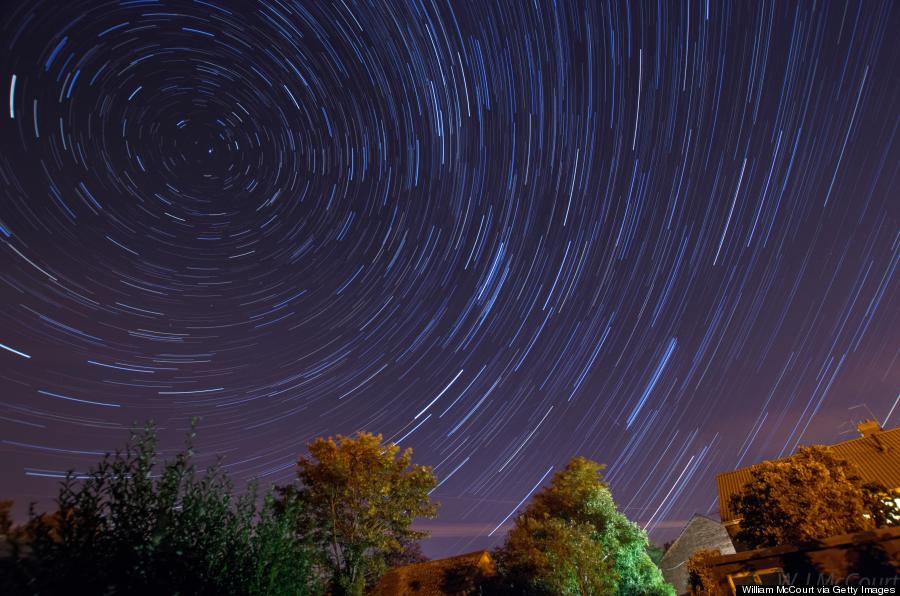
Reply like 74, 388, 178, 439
0, 0, 898, 556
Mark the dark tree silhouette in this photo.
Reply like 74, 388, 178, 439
3, 422, 319, 596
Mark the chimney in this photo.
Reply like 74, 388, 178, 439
857, 419, 882, 437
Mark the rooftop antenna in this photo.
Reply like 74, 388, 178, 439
837, 404, 877, 436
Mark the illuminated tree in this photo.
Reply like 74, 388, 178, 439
729, 445, 890, 548
494, 457, 674, 595
281, 431, 438, 595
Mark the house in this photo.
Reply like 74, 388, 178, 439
690, 421, 900, 592
716, 421, 900, 543
659, 514, 735, 595
369, 550, 495, 596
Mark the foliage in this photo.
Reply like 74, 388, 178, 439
862, 484, 900, 528
646, 542, 666, 566
247, 494, 322, 596
493, 457, 675, 595
5, 422, 319, 596
439, 559, 495, 595
280, 431, 438, 596
383, 536, 429, 568
495, 514, 615, 595
729, 445, 891, 548
685, 549, 720, 595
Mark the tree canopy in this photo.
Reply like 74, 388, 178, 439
729, 445, 896, 548
279, 431, 438, 595
493, 457, 674, 595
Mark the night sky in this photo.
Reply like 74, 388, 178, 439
1, 0, 898, 557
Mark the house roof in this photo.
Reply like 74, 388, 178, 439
716, 425, 900, 523
660, 514, 735, 564
369, 550, 495, 596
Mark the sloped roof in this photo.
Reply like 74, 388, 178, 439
717, 425, 900, 523
369, 550, 495, 596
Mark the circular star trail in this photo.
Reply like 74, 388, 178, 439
1, 0, 898, 553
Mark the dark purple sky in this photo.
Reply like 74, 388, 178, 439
1, 0, 897, 557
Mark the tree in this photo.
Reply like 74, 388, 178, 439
5, 422, 319, 596
281, 431, 438, 595
493, 457, 674, 595
729, 445, 893, 548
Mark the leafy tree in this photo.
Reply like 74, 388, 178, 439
280, 431, 438, 595
6, 422, 319, 596
729, 445, 893, 548
494, 457, 674, 595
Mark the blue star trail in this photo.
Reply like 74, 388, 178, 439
0, 0, 898, 555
